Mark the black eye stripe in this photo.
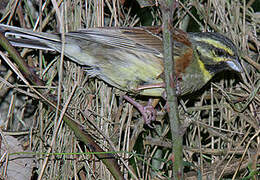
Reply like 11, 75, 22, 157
204, 61, 227, 73
212, 47, 238, 60
214, 48, 227, 56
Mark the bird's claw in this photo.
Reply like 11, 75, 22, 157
143, 105, 157, 126
123, 95, 157, 127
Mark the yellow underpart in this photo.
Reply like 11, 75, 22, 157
198, 59, 212, 81
196, 38, 234, 57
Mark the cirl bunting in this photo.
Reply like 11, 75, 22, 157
0, 24, 243, 124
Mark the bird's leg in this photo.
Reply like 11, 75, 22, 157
123, 95, 157, 126
123, 83, 166, 126
126, 83, 166, 125
124, 79, 180, 126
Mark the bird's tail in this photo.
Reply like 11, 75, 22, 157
0, 24, 61, 51
0, 24, 98, 66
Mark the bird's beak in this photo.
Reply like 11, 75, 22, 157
226, 59, 243, 72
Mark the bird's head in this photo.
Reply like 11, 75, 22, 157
190, 32, 243, 77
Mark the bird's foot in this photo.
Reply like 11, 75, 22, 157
123, 95, 157, 127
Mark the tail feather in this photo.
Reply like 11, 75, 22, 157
0, 24, 60, 51
0, 24, 98, 66
3, 36, 54, 51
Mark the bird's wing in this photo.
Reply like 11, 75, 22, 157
0, 24, 163, 56
67, 27, 163, 56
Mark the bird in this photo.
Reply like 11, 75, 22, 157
0, 24, 242, 124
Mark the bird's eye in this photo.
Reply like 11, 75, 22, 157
214, 48, 226, 57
